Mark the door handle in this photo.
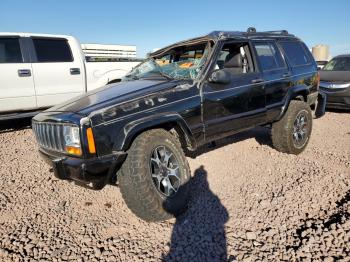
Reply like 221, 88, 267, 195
282, 73, 291, 78
70, 68, 80, 75
18, 69, 31, 77
251, 78, 264, 84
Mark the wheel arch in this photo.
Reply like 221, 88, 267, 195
121, 113, 197, 152
277, 85, 311, 120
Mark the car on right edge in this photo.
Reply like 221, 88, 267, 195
319, 54, 350, 110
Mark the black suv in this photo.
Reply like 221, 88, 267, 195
32, 28, 325, 221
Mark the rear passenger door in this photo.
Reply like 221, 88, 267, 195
30, 37, 85, 108
0, 37, 37, 113
252, 41, 292, 121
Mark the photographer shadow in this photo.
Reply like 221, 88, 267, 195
163, 166, 230, 262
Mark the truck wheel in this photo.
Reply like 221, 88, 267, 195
271, 100, 312, 155
118, 129, 191, 222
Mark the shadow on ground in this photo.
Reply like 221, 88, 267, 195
163, 166, 232, 262
0, 117, 32, 134
326, 108, 350, 114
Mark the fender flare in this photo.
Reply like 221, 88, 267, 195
120, 113, 197, 151
277, 85, 311, 120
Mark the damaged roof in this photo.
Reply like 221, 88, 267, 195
151, 28, 298, 57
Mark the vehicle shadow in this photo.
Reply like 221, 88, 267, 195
163, 166, 231, 261
0, 117, 32, 134
326, 108, 350, 114
188, 126, 272, 158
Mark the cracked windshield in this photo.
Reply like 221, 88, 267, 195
123, 42, 210, 81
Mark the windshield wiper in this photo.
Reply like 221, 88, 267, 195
123, 74, 139, 81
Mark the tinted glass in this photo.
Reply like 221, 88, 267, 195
33, 38, 73, 62
323, 57, 350, 71
0, 38, 23, 63
253, 42, 286, 71
280, 41, 311, 66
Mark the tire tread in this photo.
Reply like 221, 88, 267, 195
118, 129, 190, 221
271, 101, 312, 155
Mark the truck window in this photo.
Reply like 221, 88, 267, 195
0, 38, 23, 63
253, 42, 286, 71
33, 38, 73, 62
279, 41, 311, 67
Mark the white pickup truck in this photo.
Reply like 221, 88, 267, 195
0, 33, 141, 120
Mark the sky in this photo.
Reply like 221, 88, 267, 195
1, 0, 350, 58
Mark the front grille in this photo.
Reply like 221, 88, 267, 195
32, 122, 65, 152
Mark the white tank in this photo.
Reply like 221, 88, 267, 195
312, 45, 330, 61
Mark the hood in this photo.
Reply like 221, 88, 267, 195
47, 79, 178, 116
319, 70, 350, 83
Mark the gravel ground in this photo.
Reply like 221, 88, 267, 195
0, 111, 349, 261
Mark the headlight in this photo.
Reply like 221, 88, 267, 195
63, 125, 82, 156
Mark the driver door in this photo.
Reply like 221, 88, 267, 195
202, 41, 266, 141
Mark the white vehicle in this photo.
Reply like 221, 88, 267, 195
0, 33, 141, 120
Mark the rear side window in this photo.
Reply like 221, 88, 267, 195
33, 38, 73, 62
279, 41, 311, 66
253, 42, 286, 71
0, 38, 23, 63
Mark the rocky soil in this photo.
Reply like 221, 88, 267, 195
0, 111, 349, 261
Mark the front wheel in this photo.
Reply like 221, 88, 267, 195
271, 101, 313, 155
118, 129, 191, 222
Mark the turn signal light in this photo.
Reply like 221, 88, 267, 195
65, 146, 82, 156
86, 127, 96, 154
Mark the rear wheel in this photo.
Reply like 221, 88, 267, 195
118, 129, 191, 221
271, 100, 312, 155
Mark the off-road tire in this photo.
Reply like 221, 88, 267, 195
271, 100, 312, 155
118, 129, 191, 222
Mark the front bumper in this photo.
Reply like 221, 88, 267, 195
39, 148, 127, 190
320, 84, 350, 110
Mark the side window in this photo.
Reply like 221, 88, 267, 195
179, 50, 204, 61
32, 38, 73, 62
0, 38, 23, 63
253, 42, 286, 71
279, 41, 311, 67
215, 42, 254, 74
156, 54, 171, 66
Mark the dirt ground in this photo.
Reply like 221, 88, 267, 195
0, 111, 349, 261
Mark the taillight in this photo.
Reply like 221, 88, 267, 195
316, 72, 320, 87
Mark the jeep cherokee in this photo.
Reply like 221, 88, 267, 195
32, 28, 326, 221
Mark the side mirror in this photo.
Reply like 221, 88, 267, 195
209, 70, 231, 84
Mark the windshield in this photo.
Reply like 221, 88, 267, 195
123, 42, 210, 81
323, 57, 350, 71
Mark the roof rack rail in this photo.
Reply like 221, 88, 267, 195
263, 30, 289, 35
246, 27, 290, 35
